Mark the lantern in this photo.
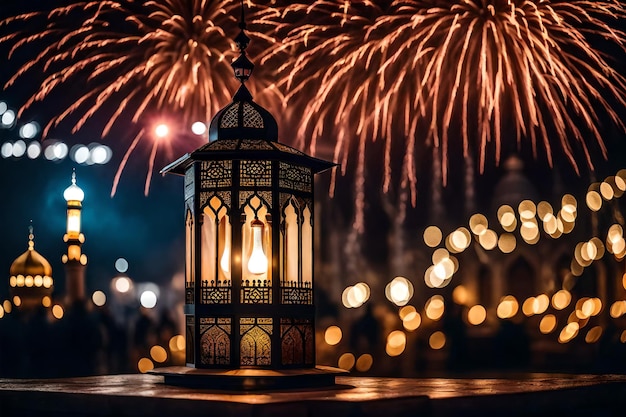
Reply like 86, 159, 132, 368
156, 6, 341, 390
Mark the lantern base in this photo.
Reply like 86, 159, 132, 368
149, 365, 347, 391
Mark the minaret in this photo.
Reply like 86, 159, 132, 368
62, 170, 87, 304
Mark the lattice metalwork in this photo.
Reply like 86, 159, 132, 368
240, 318, 272, 366
241, 280, 272, 304
279, 162, 312, 193
201, 160, 232, 189
200, 318, 231, 365
185, 282, 194, 304
186, 316, 195, 364
220, 105, 239, 128
280, 281, 313, 305
240, 160, 272, 187
239, 139, 274, 150
242, 102, 264, 128
281, 319, 314, 366
207, 139, 238, 151
239, 191, 272, 210
273, 142, 305, 155
201, 280, 232, 304
200, 191, 231, 212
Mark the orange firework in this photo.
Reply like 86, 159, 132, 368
259, 0, 626, 215
1, 0, 278, 195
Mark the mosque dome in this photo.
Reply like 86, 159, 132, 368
9, 226, 54, 306
63, 171, 84, 202
491, 155, 539, 210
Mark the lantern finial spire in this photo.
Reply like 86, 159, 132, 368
231, 0, 254, 83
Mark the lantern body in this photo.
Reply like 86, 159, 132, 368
165, 108, 334, 370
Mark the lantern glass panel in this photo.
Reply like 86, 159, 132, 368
283, 201, 299, 283
185, 210, 194, 290
242, 197, 271, 283
302, 205, 313, 284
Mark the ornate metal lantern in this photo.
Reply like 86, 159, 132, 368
157, 8, 340, 390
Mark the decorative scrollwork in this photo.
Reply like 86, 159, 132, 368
280, 281, 312, 304
279, 162, 312, 193
241, 279, 272, 304
201, 280, 232, 304
201, 160, 232, 189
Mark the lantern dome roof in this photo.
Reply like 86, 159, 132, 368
208, 84, 278, 142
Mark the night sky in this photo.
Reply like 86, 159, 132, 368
1, 1, 626, 306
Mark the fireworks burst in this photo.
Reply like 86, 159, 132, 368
1, 0, 278, 195
259, 0, 626, 229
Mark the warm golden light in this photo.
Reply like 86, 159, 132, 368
478, 229, 498, 250
385, 276, 414, 306
423, 226, 443, 248
467, 305, 486, 325
429, 331, 446, 350
610, 300, 626, 318
3, 300, 12, 314
469, 213, 488, 236
114, 276, 132, 293
496, 295, 519, 319
0, 305, 4, 319
498, 233, 516, 253
338, 353, 356, 370
498, 205, 517, 231
585, 326, 603, 343
399, 305, 416, 320
41, 296, 51, 308
452, 285, 469, 305
355, 354, 373, 372
518, 200, 536, 220
138, 357, 155, 373
247, 220, 268, 275
425, 295, 445, 321
621, 330, 626, 344
537, 201, 553, 221
12, 296, 21, 307
558, 322, 579, 343
449, 228, 471, 252
586, 190, 603, 211
150, 345, 168, 363
600, 181, 614, 200
52, 304, 64, 319
169, 335, 186, 353
552, 290, 571, 310
403, 311, 422, 331
386, 330, 407, 356
324, 326, 343, 346
539, 314, 557, 334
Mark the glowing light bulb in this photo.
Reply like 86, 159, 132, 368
247, 220, 268, 275
220, 232, 231, 275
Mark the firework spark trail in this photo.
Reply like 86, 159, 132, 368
258, 0, 626, 230
1, 0, 280, 195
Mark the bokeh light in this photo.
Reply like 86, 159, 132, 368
385, 276, 414, 306
338, 353, 355, 370
467, 305, 486, 325
429, 331, 446, 350
150, 345, 168, 363
137, 358, 154, 373
355, 354, 373, 372
140, 290, 158, 309
92, 290, 106, 307
324, 325, 342, 346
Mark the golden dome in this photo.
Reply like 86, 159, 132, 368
9, 226, 53, 297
